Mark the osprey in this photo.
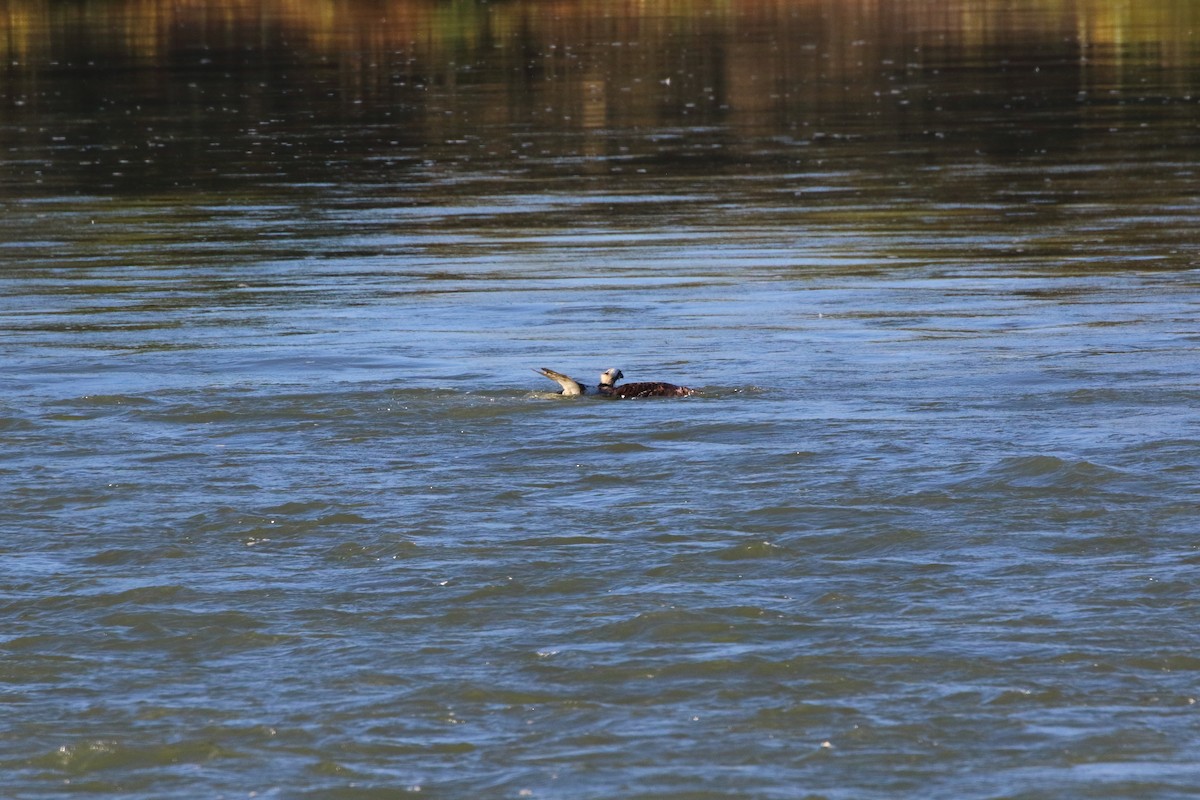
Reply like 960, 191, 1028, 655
536, 367, 695, 398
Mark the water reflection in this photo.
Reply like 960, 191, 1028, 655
3, 0, 1198, 191
0, 0, 1197, 278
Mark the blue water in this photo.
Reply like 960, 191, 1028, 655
3, 1, 1200, 798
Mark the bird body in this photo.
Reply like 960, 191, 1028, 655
598, 368, 696, 398
604, 380, 695, 398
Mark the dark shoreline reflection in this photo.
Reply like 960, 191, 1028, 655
3, 0, 1198, 194
1, 0, 1198, 278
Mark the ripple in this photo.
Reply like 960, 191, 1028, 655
958, 454, 1142, 493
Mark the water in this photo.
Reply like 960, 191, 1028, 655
3, 1, 1200, 797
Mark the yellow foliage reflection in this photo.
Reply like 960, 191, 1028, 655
2, 0, 1198, 65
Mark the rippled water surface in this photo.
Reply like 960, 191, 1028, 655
3, 1, 1200, 797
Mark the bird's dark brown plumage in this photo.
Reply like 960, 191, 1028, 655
601, 381, 694, 398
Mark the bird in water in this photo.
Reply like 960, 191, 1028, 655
597, 368, 696, 398
535, 367, 696, 398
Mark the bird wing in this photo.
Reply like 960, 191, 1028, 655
535, 367, 587, 395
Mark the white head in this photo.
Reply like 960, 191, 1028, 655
599, 368, 624, 386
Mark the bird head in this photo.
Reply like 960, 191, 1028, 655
599, 368, 624, 386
